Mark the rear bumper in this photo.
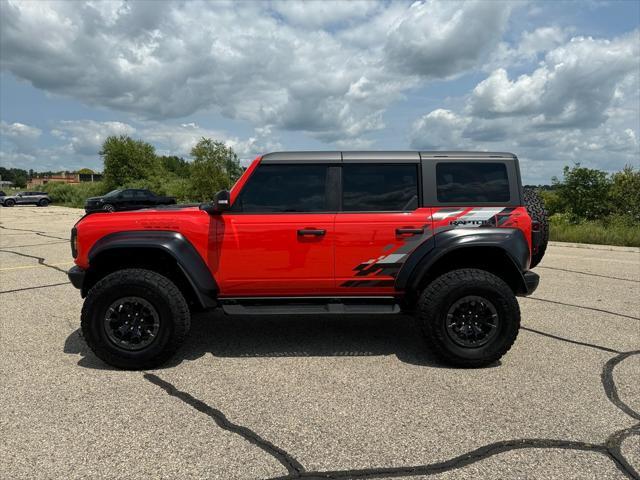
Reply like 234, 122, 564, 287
521, 271, 540, 296
68, 265, 85, 290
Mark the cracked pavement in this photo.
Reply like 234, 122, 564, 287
1, 206, 639, 479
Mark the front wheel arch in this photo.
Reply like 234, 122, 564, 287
84, 231, 218, 311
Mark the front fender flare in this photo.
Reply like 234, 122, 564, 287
88, 230, 217, 308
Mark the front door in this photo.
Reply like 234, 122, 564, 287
214, 163, 336, 296
335, 163, 432, 295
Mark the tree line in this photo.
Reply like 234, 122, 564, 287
100, 135, 243, 202
534, 164, 639, 224
37, 135, 244, 206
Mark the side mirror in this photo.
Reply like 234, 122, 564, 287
200, 190, 231, 214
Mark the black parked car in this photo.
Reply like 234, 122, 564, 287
85, 189, 176, 213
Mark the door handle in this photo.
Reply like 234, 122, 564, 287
297, 228, 326, 236
396, 227, 424, 235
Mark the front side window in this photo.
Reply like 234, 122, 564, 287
436, 163, 510, 203
233, 164, 328, 212
342, 164, 418, 211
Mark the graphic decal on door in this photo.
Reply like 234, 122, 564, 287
340, 207, 521, 287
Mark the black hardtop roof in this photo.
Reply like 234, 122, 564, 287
261, 151, 517, 163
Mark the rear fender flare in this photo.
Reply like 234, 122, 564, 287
395, 228, 530, 294
88, 231, 217, 308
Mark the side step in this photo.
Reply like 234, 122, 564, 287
219, 297, 402, 315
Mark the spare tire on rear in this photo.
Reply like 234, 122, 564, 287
523, 188, 549, 268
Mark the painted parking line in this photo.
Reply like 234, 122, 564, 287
0, 261, 74, 272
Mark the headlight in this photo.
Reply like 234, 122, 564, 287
70, 227, 78, 258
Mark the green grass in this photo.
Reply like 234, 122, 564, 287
549, 215, 640, 247
40, 181, 108, 208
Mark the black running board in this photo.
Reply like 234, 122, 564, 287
219, 297, 401, 315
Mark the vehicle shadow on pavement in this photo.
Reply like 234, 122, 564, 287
64, 313, 502, 370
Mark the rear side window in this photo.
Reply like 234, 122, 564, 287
233, 164, 328, 212
436, 163, 510, 203
342, 164, 418, 211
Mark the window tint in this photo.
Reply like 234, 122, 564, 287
134, 190, 148, 198
234, 164, 328, 212
342, 164, 418, 211
436, 163, 510, 203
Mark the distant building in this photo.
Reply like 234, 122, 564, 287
0, 180, 13, 187
27, 171, 103, 188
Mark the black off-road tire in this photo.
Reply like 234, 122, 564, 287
38, 199, 49, 207
417, 268, 520, 367
81, 268, 190, 369
523, 187, 549, 268
4, 199, 15, 207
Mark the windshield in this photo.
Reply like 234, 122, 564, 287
104, 189, 122, 197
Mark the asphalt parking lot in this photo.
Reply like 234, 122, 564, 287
1, 205, 638, 479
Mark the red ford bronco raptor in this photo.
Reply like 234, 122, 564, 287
68, 151, 548, 369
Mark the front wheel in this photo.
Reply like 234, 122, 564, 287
81, 268, 190, 369
103, 203, 115, 212
4, 199, 15, 207
417, 268, 520, 367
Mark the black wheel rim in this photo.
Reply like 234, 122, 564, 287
104, 297, 160, 351
445, 295, 500, 348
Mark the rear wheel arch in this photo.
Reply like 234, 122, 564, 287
84, 231, 217, 310
399, 230, 530, 304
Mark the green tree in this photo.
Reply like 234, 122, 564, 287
0, 167, 28, 187
539, 189, 563, 217
609, 165, 640, 221
101, 135, 159, 189
553, 164, 611, 220
159, 155, 191, 178
189, 138, 242, 201
77, 168, 95, 174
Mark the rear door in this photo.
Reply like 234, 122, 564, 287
214, 161, 337, 296
334, 155, 433, 295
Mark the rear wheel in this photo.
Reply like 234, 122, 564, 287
38, 199, 49, 207
523, 188, 549, 268
4, 199, 15, 207
417, 268, 520, 367
81, 268, 190, 369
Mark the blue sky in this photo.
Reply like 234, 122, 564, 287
1, 0, 638, 184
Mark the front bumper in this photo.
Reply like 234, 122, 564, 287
522, 271, 540, 296
68, 265, 85, 290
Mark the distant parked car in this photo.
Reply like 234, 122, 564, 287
1, 191, 51, 207
84, 189, 176, 213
